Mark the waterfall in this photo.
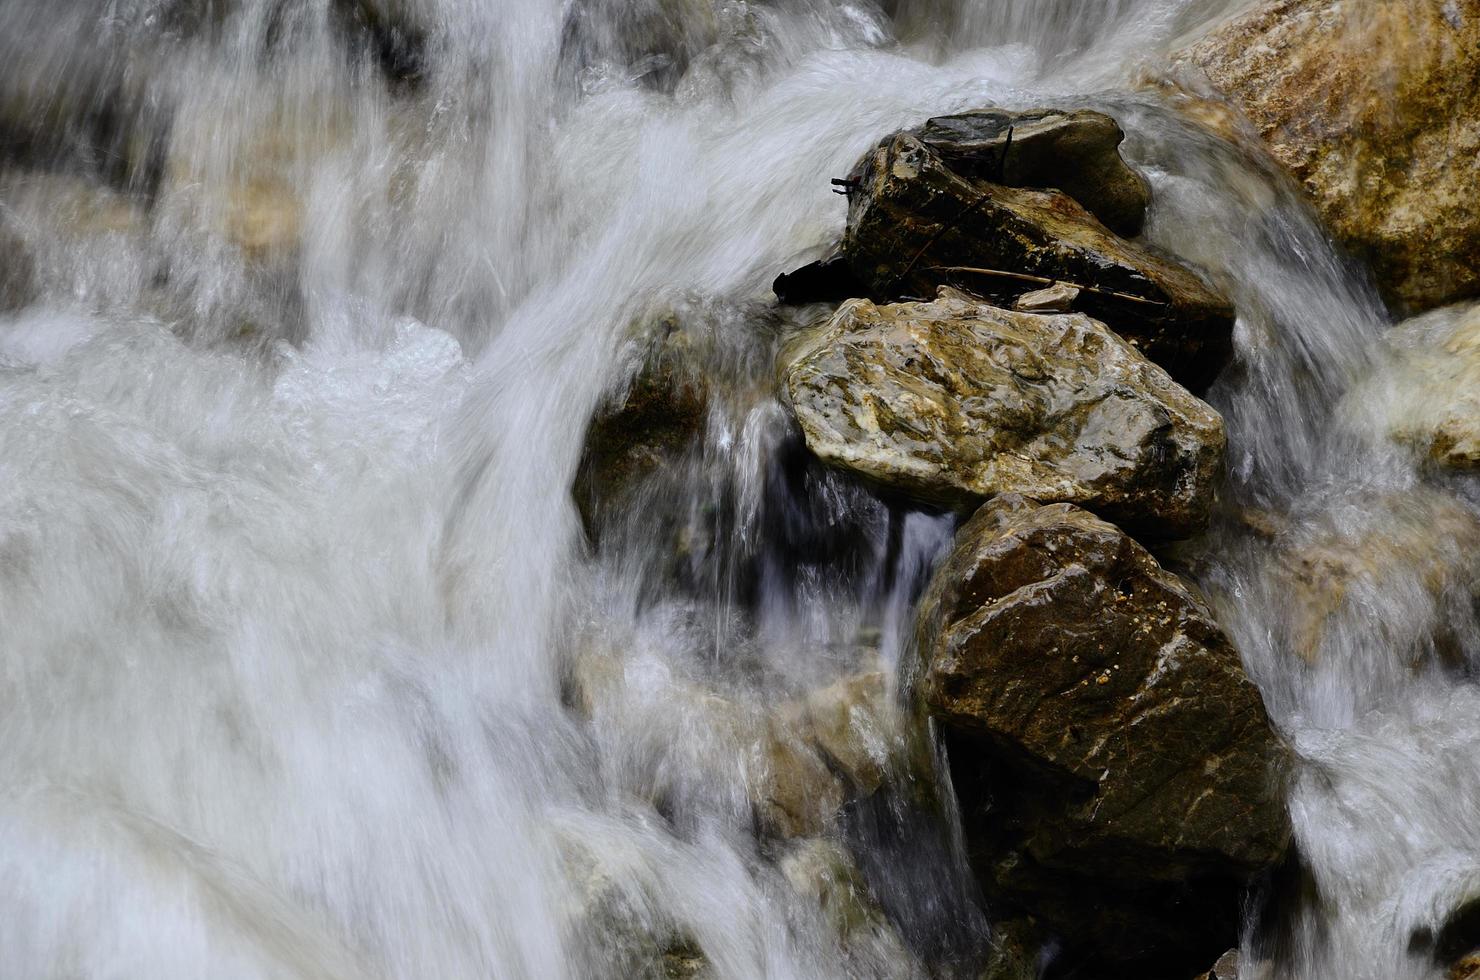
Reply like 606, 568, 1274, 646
0, 1, 1473, 977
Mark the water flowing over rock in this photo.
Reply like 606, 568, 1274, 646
1349, 302, 1480, 470
779, 288, 1225, 538
1173, 0, 1480, 314
840, 130, 1235, 391
910, 107, 1151, 237
559, 0, 721, 92
914, 495, 1290, 972
574, 310, 710, 539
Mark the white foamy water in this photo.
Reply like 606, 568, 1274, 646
1, 1, 1476, 977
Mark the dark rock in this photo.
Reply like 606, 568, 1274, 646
915, 495, 1290, 973
558, 0, 718, 92
912, 107, 1151, 237
332, 0, 429, 87
1414, 893, 1480, 979
573, 311, 709, 541
841, 131, 1235, 392
772, 253, 869, 306
779, 288, 1225, 538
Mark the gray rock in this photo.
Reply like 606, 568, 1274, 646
779, 288, 1225, 538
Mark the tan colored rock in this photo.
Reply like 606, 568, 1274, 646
1260, 489, 1480, 666
779, 288, 1225, 538
1355, 303, 1480, 470
1452, 952, 1480, 980
1174, 0, 1480, 313
1013, 282, 1079, 313
915, 495, 1288, 970
841, 131, 1235, 390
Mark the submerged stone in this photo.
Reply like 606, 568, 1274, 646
1350, 302, 1480, 471
573, 310, 709, 540
779, 288, 1225, 538
914, 495, 1290, 972
841, 131, 1235, 391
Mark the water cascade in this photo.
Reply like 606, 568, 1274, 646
2, 0, 1477, 977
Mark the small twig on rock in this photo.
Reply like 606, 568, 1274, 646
922, 265, 1171, 310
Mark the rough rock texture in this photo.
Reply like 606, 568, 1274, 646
841, 132, 1234, 391
1175, 0, 1480, 314
915, 495, 1289, 972
573, 311, 709, 539
1195, 949, 1245, 980
779, 289, 1225, 538
911, 108, 1151, 237
1351, 303, 1480, 470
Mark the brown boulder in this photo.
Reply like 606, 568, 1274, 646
779, 288, 1225, 538
1173, 0, 1480, 314
915, 495, 1289, 971
573, 310, 709, 539
841, 131, 1234, 391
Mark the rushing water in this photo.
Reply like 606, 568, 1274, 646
2, 0, 1477, 977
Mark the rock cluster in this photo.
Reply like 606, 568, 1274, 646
1172, 0, 1480, 314
833, 110, 1236, 393
578, 104, 1288, 977
780, 288, 1224, 537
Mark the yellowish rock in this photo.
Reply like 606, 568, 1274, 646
1173, 0, 1480, 313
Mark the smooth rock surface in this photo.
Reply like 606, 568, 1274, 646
912, 107, 1151, 237
1349, 303, 1480, 470
780, 289, 1225, 538
573, 310, 709, 538
1174, 0, 1480, 314
915, 495, 1289, 971
841, 131, 1235, 390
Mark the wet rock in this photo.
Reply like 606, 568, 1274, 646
1353, 303, 1480, 470
755, 723, 849, 839
559, 835, 715, 979
1259, 489, 1480, 667
772, 254, 869, 306
1173, 0, 1480, 314
1194, 949, 1244, 980
0, 219, 37, 313
758, 666, 909, 839
911, 107, 1151, 237
915, 495, 1289, 972
1453, 954, 1480, 980
840, 131, 1234, 391
558, 0, 719, 92
573, 311, 709, 540
778, 837, 909, 955
1013, 282, 1079, 313
779, 288, 1225, 538
332, 0, 430, 86
980, 918, 1039, 980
